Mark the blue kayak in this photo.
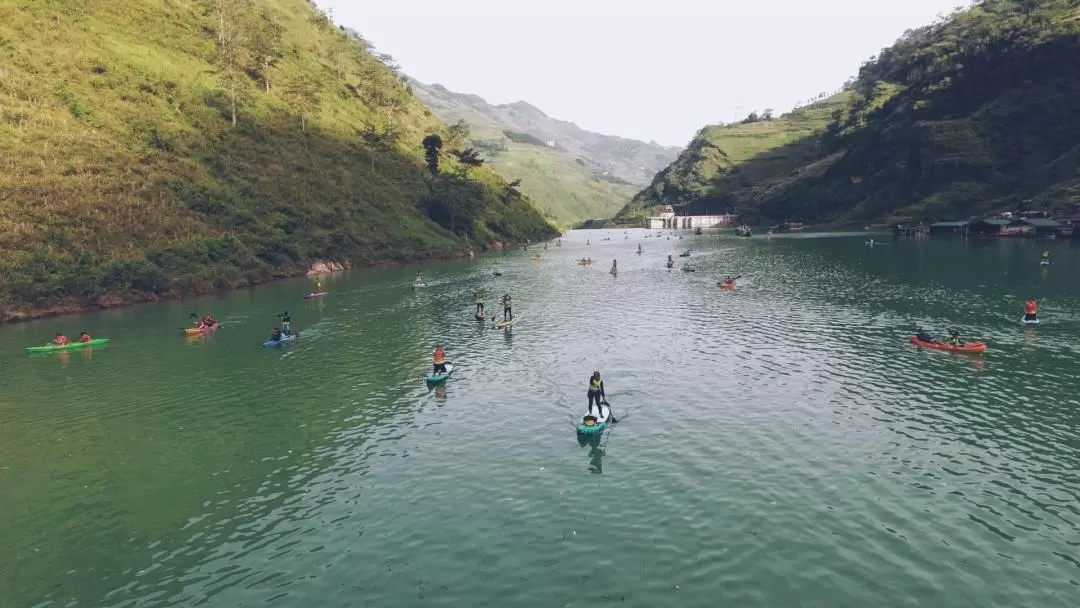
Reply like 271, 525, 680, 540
263, 332, 299, 347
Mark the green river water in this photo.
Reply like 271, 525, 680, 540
2, 230, 1080, 607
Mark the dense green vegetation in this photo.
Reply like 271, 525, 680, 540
0, 0, 556, 321
619, 93, 850, 221
409, 81, 680, 224
625, 0, 1080, 225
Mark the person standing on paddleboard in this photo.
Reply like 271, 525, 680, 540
432, 344, 447, 375
475, 291, 484, 316
278, 311, 292, 334
1024, 298, 1039, 322
587, 371, 607, 417
1042, 250, 1050, 264
502, 293, 513, 322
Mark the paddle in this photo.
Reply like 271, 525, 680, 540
603, 400, 617, 423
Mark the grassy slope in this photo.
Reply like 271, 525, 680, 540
625, 0, 1080, 225
487, 141, 639, 224
0, 0, 555, 320
409, 87, 639, 225
619, 94, 849, 220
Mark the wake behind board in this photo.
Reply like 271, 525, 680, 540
426, 363, 454, 383
577, 404, 610, 435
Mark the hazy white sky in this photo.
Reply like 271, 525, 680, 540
321, 0, 963, 146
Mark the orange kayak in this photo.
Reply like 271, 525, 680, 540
185, 324, 220, 335
910, 336, 986, 353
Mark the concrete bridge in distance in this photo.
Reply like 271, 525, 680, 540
644, 206, 736, 230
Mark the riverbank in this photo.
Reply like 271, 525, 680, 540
0, 244, 510, 325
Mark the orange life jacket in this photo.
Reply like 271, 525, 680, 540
433, 348, 446, 364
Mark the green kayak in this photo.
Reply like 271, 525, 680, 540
26, 338, 110, 353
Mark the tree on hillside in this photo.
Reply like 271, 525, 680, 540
503, 178, 523, 202
213, 0, 255, 127
763, 108, 775, 120
422, 134, 443, 175
447, 119, 471, 149
454, 148, 484, 175
280, 64, 321, 131
250, 8, 284, 93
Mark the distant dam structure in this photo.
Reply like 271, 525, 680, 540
644, 206, 736, 230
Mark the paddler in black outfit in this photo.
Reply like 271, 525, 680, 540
587, 371, 616, 422
278, 311, 292, 334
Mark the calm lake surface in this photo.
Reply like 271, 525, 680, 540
3, 230, 1080, 607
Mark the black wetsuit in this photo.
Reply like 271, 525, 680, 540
587, 377, 605, 416
503, 296, 513, 321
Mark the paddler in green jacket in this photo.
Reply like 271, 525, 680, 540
474, 291, 485, 316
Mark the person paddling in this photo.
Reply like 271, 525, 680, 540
278, 311, 292, 335
53, 332, 70, 346
432, 344, 448, 376
666, 254, 674, 268
610, 260, 617, 275
587, 371, 617, 422
78, 331, 92, 343
1041, 250, 1050, 264
415, 270, 424, 285
502, 293, 513, 322
474, 291, 485, 317
1024, 298, 1039, 322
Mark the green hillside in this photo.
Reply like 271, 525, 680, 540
618, 94, 850, 220
0, 0, 556, 321
626, 0, 1080, 225
409, 81, 679, 225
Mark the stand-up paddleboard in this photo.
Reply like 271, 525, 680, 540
303, 292, 328, 299
412, 282, 427, 289
577, 403, 610, 435
263, 331, 299, 347
496, 316, 519, 328
426, 363, 454, 383
1021, 316, 1040, 325
1040, 260, 1050, 266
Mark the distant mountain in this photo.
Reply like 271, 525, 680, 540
409, 80, 681, 224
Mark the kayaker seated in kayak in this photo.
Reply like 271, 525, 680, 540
945, 329, 963, 346
1024, 298, 1038, 321
915, 330, 940, 344
201, 313, 216, 328
502, 294, 513, 321
721, 276, 736, 287
53, 333, 70, 345
432, 344, 447, 375
268, 328, 283, 343
474, 291, 484, 315
78, 331, 92, 343
278, 311, 292, 334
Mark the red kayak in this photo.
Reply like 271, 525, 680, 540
910, 336, 987, 353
